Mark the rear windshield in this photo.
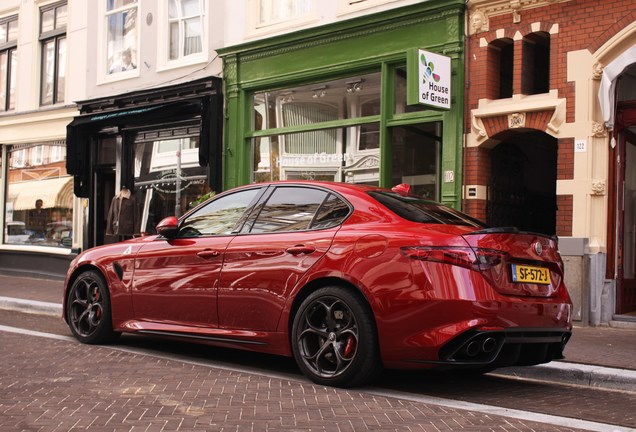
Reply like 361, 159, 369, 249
369, 191, 486, 227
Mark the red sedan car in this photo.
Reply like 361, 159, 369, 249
64, 181, 572, 387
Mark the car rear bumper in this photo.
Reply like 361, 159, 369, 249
412, 327, 572, 368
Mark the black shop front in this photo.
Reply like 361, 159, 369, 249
66, 77, 223, 250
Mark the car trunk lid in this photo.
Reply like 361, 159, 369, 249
461, 228, 563, 298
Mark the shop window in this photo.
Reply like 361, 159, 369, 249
252, 72, 381, 184
4, 144, 73, 248
40, 2, 67, 106
50, 144, 65, 163
488, 38, 514, 99
168, 0, 204, 61
105, 0, 138, 76
390, 122, 441, 200
522, 32, 550, 95
252, 125, 381, 185
33, 145, 44, 166
0, 15, 18, 112
11, 148, 26, 168
134, 136, 212, 234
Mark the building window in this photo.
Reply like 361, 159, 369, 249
169, 0, 204, 60
488, 38, 514, 99
257, 0, 313, 26
252, 72, 381, 184
522, 32, 550, 95
337, 0, 402, 14
5, 143, 73, 248
0, 15, 18, 112
248, 0, 316, 35
106, 0, 138, 75
40, 2, 67, 106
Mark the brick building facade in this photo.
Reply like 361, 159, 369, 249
464, 0, 636, 324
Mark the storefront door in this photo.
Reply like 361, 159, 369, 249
618, 106, 636, 315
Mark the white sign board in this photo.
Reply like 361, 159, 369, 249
418, 49, 451, 110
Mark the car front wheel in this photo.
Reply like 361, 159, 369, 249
66, 270, 120, 344
291, 286, 381, 387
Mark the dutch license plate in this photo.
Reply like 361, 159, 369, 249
511, 264, 551, 285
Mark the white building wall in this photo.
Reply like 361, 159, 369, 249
83, 0, 225, 100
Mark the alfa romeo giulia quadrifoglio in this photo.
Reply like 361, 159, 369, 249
63, 181, 572, 387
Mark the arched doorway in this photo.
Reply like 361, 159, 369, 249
487, 131, 558, 236
613, 63, 636, 316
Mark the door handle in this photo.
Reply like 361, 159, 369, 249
286, 245, 316, 255
197, 249, 220, 259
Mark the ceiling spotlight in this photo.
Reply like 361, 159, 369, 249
346, 79, 364, 93
311, 85, 328, 98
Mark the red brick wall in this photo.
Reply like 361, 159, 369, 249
462, 199, 487, 222
463, 146, 491, 185
556, 195, 573, 236
557, 138, 574, 180
467, 0, 636, 131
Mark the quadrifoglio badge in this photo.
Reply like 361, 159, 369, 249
418, 49, 451, 110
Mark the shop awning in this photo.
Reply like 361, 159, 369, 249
598, 44, 636, 136
7, 177, 74, 211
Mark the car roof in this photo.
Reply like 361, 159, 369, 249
244, 180, 385, 195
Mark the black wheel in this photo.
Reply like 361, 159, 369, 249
291, 286, 382, 387
66, 270, 120, 344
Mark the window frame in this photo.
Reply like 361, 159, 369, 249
98, 0, 140, 83
0, 15, 18, 112
246, 0, 317, 37
39, 2, 67, 106
157, 0, 208, 71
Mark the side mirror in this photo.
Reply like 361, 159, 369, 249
156, 216, 179, 239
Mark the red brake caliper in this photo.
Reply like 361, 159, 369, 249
343, 335, 356, 358
93, 288, 101, 318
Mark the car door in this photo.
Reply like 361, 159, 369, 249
219, 186, 351, 331
131, 187, 264, 326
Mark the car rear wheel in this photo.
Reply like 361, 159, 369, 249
291, 286, 381, 387
66, 270, 120, 344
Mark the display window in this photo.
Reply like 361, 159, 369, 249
249, 69, 442, 199
4, 143, 73, 248
252, 72, 381, 185
134, 136, 212, 234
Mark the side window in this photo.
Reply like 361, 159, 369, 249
178, 188, 260, 237
250, 187, 328, 233
310, 194, 350, 229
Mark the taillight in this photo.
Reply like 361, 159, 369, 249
401, 246, 506, 271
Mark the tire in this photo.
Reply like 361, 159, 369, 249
66, 270, 120, 344
291, 286, 382, 387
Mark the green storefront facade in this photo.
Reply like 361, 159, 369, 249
218, 0, 465, 208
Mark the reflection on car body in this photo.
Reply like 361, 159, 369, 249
63, 181, 573, 387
